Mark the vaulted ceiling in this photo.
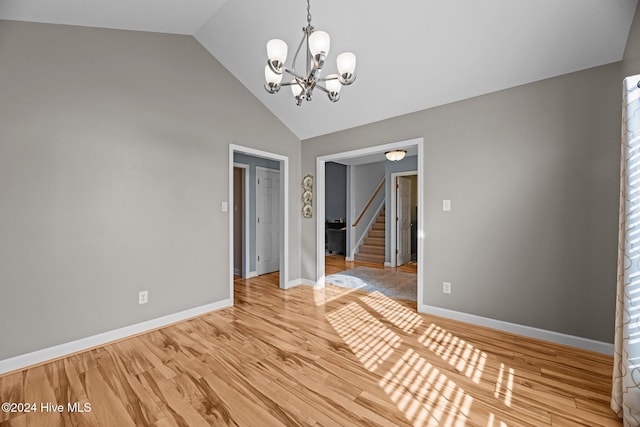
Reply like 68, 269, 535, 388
1, 0, 637, 140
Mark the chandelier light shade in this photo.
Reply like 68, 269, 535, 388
263, 0, 356, 105
291, 79, 304, 102
264, 65, 283, 92
337, 52, 356, 83
385, 150, 407, 162
325, 74, 342, 102
266, 39, 288, 71
308, 31, 330, 61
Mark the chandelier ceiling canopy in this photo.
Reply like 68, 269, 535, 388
264, 0, 356, 106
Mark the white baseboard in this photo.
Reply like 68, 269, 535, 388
384, 262, 392, 267
285, 278, 316, 289
345, 256, 354, 262
419, 303, 613, 355
0, 299, 232, 375
247, 271, 258, 278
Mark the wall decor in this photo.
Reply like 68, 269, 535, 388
303, 204, 312, 218
303, 174, 313, 190
303, 190, 312, 204
302, 174, 313, 218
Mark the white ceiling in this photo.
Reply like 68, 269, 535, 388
332, 146, 419, 166
0, 0, 229, 34
1, 0, 637, 140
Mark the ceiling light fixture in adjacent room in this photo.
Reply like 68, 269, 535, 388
264, 0, 356, 106
385, 150, 407, 162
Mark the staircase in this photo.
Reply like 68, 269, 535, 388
354, 208, 386, 264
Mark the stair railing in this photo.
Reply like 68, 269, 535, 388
353, 178, 385, 227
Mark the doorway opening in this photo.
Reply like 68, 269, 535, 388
228, 145, 289, 300
256, 166, 281, 276
390, 171, 418, 267
315, 138, 424, 308
233, 164, 249, 277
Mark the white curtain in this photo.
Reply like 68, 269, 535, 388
613, 75, 640, 426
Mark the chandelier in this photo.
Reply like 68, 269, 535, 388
264, 0, 357, 106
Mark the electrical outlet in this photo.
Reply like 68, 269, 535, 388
139, 290, 148, 305
443, 281, 452, 294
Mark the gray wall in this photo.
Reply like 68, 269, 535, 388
623, 5, 640, 79
233, 153, 280, 273
325, 162, 347, 221
302, 63, 621, 343
0, 20, 301, 360
385, 155, 418, 263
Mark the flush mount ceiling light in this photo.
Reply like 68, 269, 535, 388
264, 0, 356, 106
385, 150, 407, 162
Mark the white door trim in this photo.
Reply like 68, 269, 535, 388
316, 137, 424, 313
233, 163, 250, 278
256, 166, 281, 275
229, 144, 289, 300
389, 170, 418, 268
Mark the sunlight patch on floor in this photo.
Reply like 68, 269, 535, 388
487, 413, 509, 427
327, 298, 477, 426
313, 283, 359, 306
360, 291, 423, 333
419, 323, 487, 384
323, 280, 524, 426
379, 348, 473, 426
494, 363, 514, 407
326, 302, 401, 371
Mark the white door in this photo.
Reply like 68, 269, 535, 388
396, 176, 412, 266
256, 168, 280, 275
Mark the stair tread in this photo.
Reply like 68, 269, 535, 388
354, 205, 386, 265
364, 237, 385, 245
359, 245, 385, 255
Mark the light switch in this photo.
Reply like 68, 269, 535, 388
221, 202, 228, 212
443, 200, 451, 211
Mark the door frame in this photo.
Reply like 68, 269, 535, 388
233, 163, 250, 278
255, 166, 281, 276
390, 170, 418, 268
315, 137, 424, 311
229, 144, 289, 299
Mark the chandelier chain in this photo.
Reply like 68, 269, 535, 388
306, 0, 312, 26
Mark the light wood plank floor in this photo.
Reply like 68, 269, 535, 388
0, 263, 619, 426
325, 254, 418, 275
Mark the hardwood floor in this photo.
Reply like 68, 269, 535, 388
0, 266, 619, 426
325, 254, 418, 275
